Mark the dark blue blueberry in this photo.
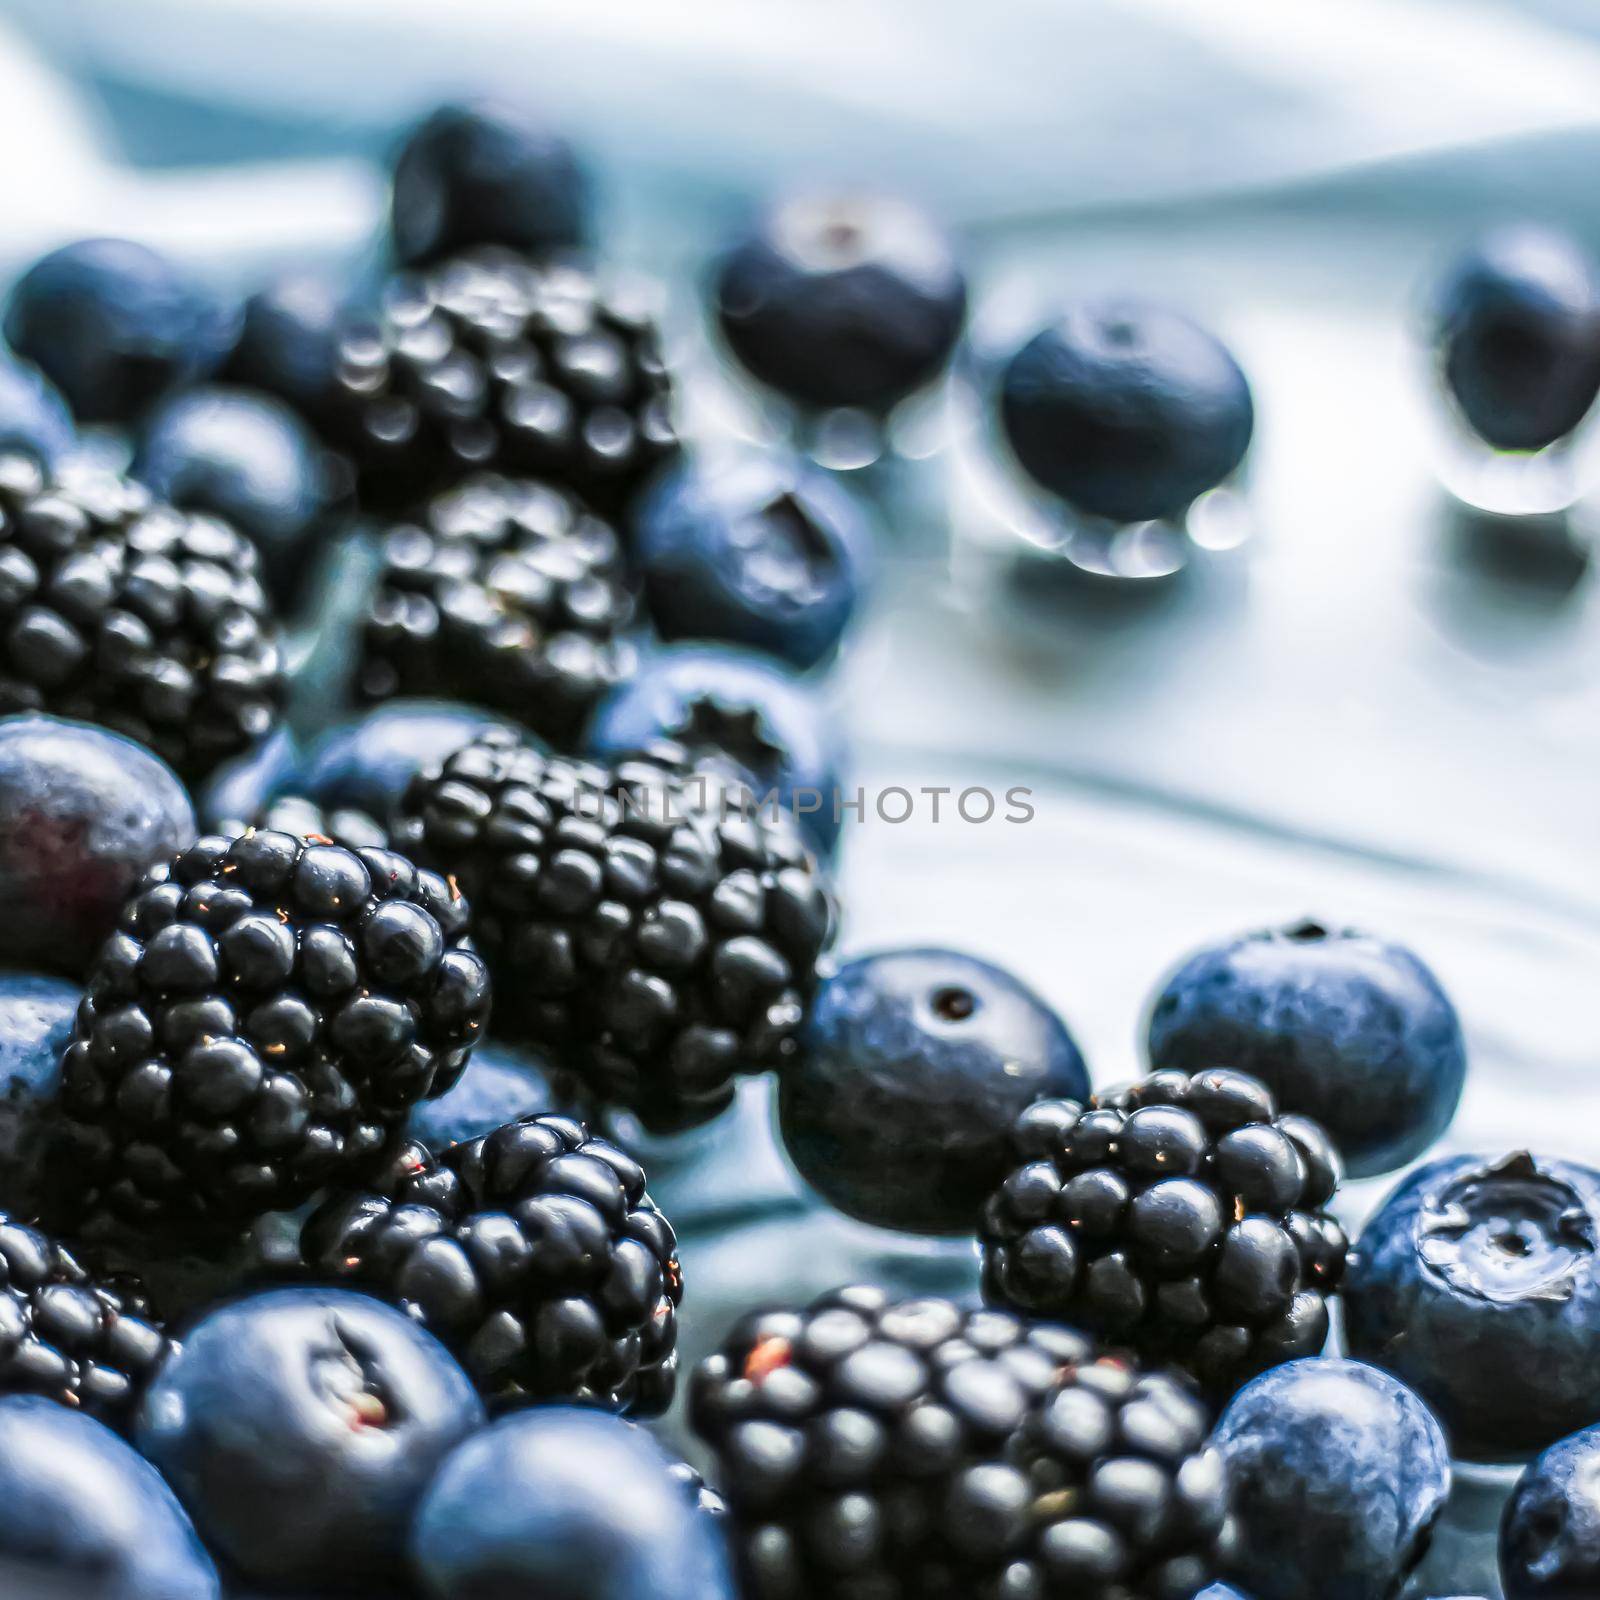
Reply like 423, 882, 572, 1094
779, 947, 1089, 1234
0, 356, 74, 468
634, 454, 873, 671
1197, 1588, 1253, 1600
1214, 1357, 1451, 1600
221, 268, 349, 418
711, 193, 967, 414
0, 715, 195, 975
0, 973, 79, 1216
4, 238, 237, 424
1346, 1151, 1600, 1458
1000, 300, 1254, 524
1147, 919, 1466, 1178
410, 1406, 735, 1600
135, 1287, 483, 1592
132, 387, 337, 609
1431, 224, 1600, 452
406, 1040, 583, 1151
0, 1395, 219, 1600
195, 723, 302, 834
1501, 1423, 1600, 1599
585, 645, 845, 858
390, 100, 591, 268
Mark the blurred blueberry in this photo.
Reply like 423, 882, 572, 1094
1147, 919, 1466, 1178
712, 193, 967, 414
0, 1397, 219, 1600
407, 1040, 585, 1151
4, 239, 236, 424
194, 724, 302, 834
1502, 1424, 1600, 1599
410, 1406, 734, 1600
0, 974, 79, 1217
1346, 1150, 1600, 1458
1196, 1589, 1253, 1600
1431, 224, 1600, 452
0, 356, 74, 467
0, 715, 195, 975
1214, 1358, 1451, 1600
135, 1288, 483, 1592
132, 387, 336, 608
390, 100, 591, 268
221, 268, 348, 418
585, 646, 845, 858
1000, 299, 1253, 524
635, 455, 872, 670
779, 947, 1089, 1234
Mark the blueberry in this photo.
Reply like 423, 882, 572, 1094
634, 455, 873, 671
410, 1406, 735, 1600
1214, 1358, 1451, 1600
585, 646, 845, 858
1346, 1150, 1600, 1457
1431, 224, 1600, 452
132, 386, 336, 609
0, 973, 78, 1215
0, 715, 195, 975
135, 1287, 483, 1591
711, 193, 967, 414
1501, 1423, 1600, 1599
779, 948, 1089, 1234
0, 1396, 219, 1598
4, 239, 236, 424
390, 100, 591, 268
407, 1040, 584, 1151
0, 355, 74, 468
221, 268, 350, 417
1147, 920, 1466, 1178
999, 300, 1254, 524
195, 723, 302, 833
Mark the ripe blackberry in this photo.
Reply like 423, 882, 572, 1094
301, 1112, 681, 1415
329, 250, 678, 514
54, 828, 492, 1233
0, 1214, 168, 1428
690, 1285, 1231, 1600
0, 450, 282, 779
393, 727, 835, 1131
981, 1068, 1348, 1398
359, 473, 634, 745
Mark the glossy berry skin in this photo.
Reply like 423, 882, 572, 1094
586, 645, 846, 859
635, 455, 873, 671
0, 356, 74, 468
390, 100, 592, 268
1000, 301, 1253, 524
4, 239, 236, 425
411, 1405, 734, 1600
220, 268, 348, 419
196, 724, 301, 835
132, 387, 335, 609
981, 1068, 1348, 1398
0, 1395, 219, 1600
1432, 224, 1600, 452
136, 1288, 483, 1592
406, 1039, 584, 1150
1147, 920, 1467, 1179
1345, 1151, 1600, 1458
1214, 1358, 1450, 1600
0, 716, 195, 976
780, 948, 1089, 1234
713, 194, 966, 414
0, 976, 79, 1216
1501, 1423, 1600, 1599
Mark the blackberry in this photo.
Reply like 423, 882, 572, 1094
689, 1285, 1231, 1600
359, 473, 634, 745
54, 828, 491, 1233
981, 1069, 1348, 1398
329, 250, 678, 515
301, 1111, 681, 1415
0, 451, 282, 780
0, 1214, 168, 1428
393, 727, 835, 1131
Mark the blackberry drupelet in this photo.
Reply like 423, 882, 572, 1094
0, 1214, 168, 1428
301, 1111, 681, 1415
0, 451, 282, 779
690, 1284, 1231, 1600
329, 250, 678, 514
360, 473, 634, 745
393, 726, 835, 1131
981, 1068, 1348, 1398
55, 828, 491, 1233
